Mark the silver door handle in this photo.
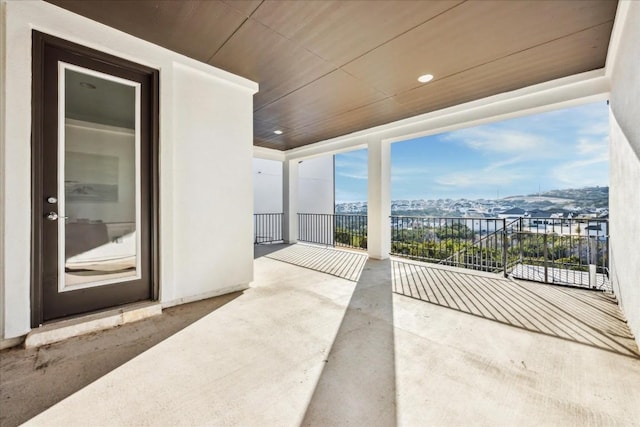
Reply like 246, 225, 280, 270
45, 212, 69, 221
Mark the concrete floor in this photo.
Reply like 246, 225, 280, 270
0, 293, 241, 427
2, 244, 640, 426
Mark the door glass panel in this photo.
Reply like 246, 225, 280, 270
58, 63, 141, 291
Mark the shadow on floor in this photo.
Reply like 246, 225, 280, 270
254, 242, 291, 259
392, 260, 639, 358
302, 258, 397, 426
0, 292, 242, 427
256, 243, 368, 282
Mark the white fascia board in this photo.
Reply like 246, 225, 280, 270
605, 0, 633, 79
382, 72, 609, 145
253, 146, 285, 162
284, 68, 609, 161
285, 135, 369, 162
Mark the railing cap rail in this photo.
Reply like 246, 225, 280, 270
390, 215, 504, 221
298, 212, 367, 216
390, 215, 607, 222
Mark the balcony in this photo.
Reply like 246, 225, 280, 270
1, 1, 639, 425
257, 214, 611, 290
5, 242, 638, 426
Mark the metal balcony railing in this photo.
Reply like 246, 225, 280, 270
390, 216, 509, 272
253, 213, 284, 244
298, 213, 367, 250
269, 212, 608, 290
391, 215, 609, 290
506, 217, 609, 290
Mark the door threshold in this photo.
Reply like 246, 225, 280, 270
24, 301, 162, 348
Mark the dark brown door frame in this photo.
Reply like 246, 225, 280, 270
31, 31, 159, 327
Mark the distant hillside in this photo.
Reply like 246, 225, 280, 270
337, 186, 608, 216
504, 186, 608, 209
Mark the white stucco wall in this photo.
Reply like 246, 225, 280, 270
298, 156, 334, 214
0, 1, 6, 344
253, 156, 334, 215
253, 158, 283, 214
608, 1, 640, 343
0, 0, 257, 340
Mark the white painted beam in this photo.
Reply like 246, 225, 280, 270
254, 146, 285, 162
283, 159, 299, 243
605, 0, 633, 79
367, 137, 391, 260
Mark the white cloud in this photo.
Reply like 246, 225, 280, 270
552, 157, 608, 187
436, 168, 526, 187
483, 155, 528, 171
335, 148, 369, 180
391, 166, 432, 182
553, 134, 608, 187
579, 121, 609, 137
576, 136, 608, 156
335, 159, 367, 180
445, 127, 551, 153
338, 171, 367, 180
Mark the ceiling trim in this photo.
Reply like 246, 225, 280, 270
284, 68, 609, 162
253, 145, 285, 162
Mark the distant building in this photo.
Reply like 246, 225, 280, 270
499, 208, 526, 219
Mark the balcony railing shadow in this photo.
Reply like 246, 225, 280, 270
392, 259, 639, 358
302, 258, 396, 426
256, 243, 368, 282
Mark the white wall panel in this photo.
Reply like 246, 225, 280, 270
299, 156, 334, 214
608, 1, 640, 344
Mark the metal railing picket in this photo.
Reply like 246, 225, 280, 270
298, 213, 367, 250
389, 215, 609, 290
253, 213, 284, 244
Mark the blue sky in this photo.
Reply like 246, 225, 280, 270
335, 102, 609, 203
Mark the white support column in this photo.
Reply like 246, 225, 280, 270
283, 159, 299, 243
367, 137, 391, 259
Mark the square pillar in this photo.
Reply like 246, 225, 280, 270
367, 137, 391, 259
283, 159, 299, 243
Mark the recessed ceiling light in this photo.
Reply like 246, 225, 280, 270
274, 130, 283, 135
79, 82, 97, 89
417, 74, 434, 83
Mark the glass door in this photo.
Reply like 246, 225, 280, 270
32, 32, 157, 324
58, 64, 142, 292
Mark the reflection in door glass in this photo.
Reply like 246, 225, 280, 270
61, 66, 140, 290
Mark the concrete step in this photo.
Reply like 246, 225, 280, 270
24, 302, 162, 348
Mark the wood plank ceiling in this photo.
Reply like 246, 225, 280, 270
47, 0, 618, 151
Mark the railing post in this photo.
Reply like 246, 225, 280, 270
588, 236, 597, 289
333, 214, 337, 247
502, 218, 508, 277
543, 232, 548, 283
519, 218, 523, 266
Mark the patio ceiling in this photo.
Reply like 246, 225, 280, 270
47, 0, 618, 151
